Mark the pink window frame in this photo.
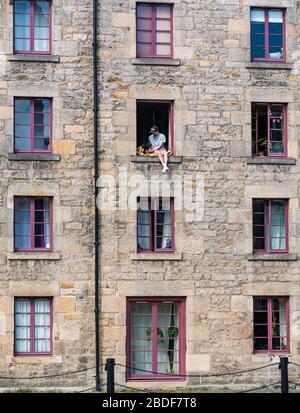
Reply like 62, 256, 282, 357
136, 3, 173, 58
14, 196, 54, 252
126, 297, 186, 381
251, 8, 286, 63
137, 100, 174, 155
13, 0, 52, 55
137, 198, 175, 253
14, 97, 53, 154
253, 199, 289, 254
14, 297, 53, 356
253, 296, 290, 354
252, 103, 287, 158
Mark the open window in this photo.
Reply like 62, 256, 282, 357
136, 100, 173, 155
251, 103, 287, 157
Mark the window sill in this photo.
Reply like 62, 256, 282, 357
7, 252, 61, 260
131, 58, 181, 66
247, 254, 297, 261
246, 157, 296, 165
7, 355, 62, 364
131, 253, 182, 261
131, 155, 182, 164
246, 62, 293, 70
8, 153, 60, 161
8, 54, 60, 63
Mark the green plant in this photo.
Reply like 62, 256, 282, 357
145, 327, 164, 339
167, 326, 179, 339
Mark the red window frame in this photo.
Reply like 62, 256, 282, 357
13, 0, 52, 55
137, 198, 175, 253
252, 103, 287, 158
14, 297, 53, 356
14, 97, 52, 154
136, 3, 173, 58
126, 297, 186, 381
14, 196, 53, 252
250, 8, 286, 63
253, 297, 289, 354
253, 199, 289, 254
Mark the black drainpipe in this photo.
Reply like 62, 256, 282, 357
93, 0, 100, 392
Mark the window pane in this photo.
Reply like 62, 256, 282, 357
156, 44, 171, 56
15, 38, 30, 51
15, 26, 30, 39
15, 222, 31, 236
137, 5, 152, 18
138, 237, 150, 250
34, 99, 50, 112
15, 138, 31, 151
269, 47, 283, 59
137, 19, 152, 30
269, 35, 283, 47
15, 13, 30, 26
254, 337, 268, 351
34, 39, 50, 51
251, 10, 265, 22
34, 137, 50, 150
15, 99, 30, 112
15, 235, 31, 249
137, 31, 152, 43
269, 11, 283, 23
34, 27, 49, 39
156, 32, 171, 43
34, 113, 50, 125
272, 337, 287, 350
15, 1, 30, 13
15, 125, 31, 138
251, 46, 265, 59
156, 20, 170, 31
34, 125, 50, 137
156, 6, 171, 19
34, 1, 50, 15
254, 311, 268, 324
34, 14, 49, 26
137, 43, 152, 56
254, 298, 268, 311
15, 112, 30, 125
271, 200, 285, 213
251, 34, 265, 46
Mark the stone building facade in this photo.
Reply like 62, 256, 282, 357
1, 0, 300, 392
0, 0, 95, 389
99, 0, 300, 389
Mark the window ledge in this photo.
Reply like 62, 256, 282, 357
247, 254, 297, 261
7, 54, 60, 63
246, 157, 296, 165
7, 355, 62, 365
246, 62, 293, 70
7, 252, 61, 261
131, 253, 182, 261
131, 155, 182, 164
131, 58, 181, 66
8, 153, 60, 161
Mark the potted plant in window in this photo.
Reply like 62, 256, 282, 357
257, 137, 268, 156
165, 326, 179, 375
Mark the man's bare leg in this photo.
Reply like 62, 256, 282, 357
154, 150, 165, 168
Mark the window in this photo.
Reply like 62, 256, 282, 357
136, 3, 173, 58
253, 297, 289, 353
252, 103, 287, 157
250, 8, 285, 61
253, 199, 288, 253
14, 197, 52, 251
127, 298, 186, 379
137, 198, 174, 253
15, 298, 52, 355
14, 98, 52, 153
137, 100, 174, 154
14, 0, 51, 54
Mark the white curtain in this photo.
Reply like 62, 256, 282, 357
279, 298, 287, 350
157, 304, 179, 374
44, 199, 51, 249
271, 202, 286, 250
15, 299, 31, 353
161, 211, 172, 249
137, 211, 150, 250
34, 299, 50, 352
131, 303, 152, 374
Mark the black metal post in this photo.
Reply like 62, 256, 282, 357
279, 356, 289, 393
106, 358, 115, 394
93, 0, 101, 393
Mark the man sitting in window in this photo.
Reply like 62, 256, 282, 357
148, 126, 169, 173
